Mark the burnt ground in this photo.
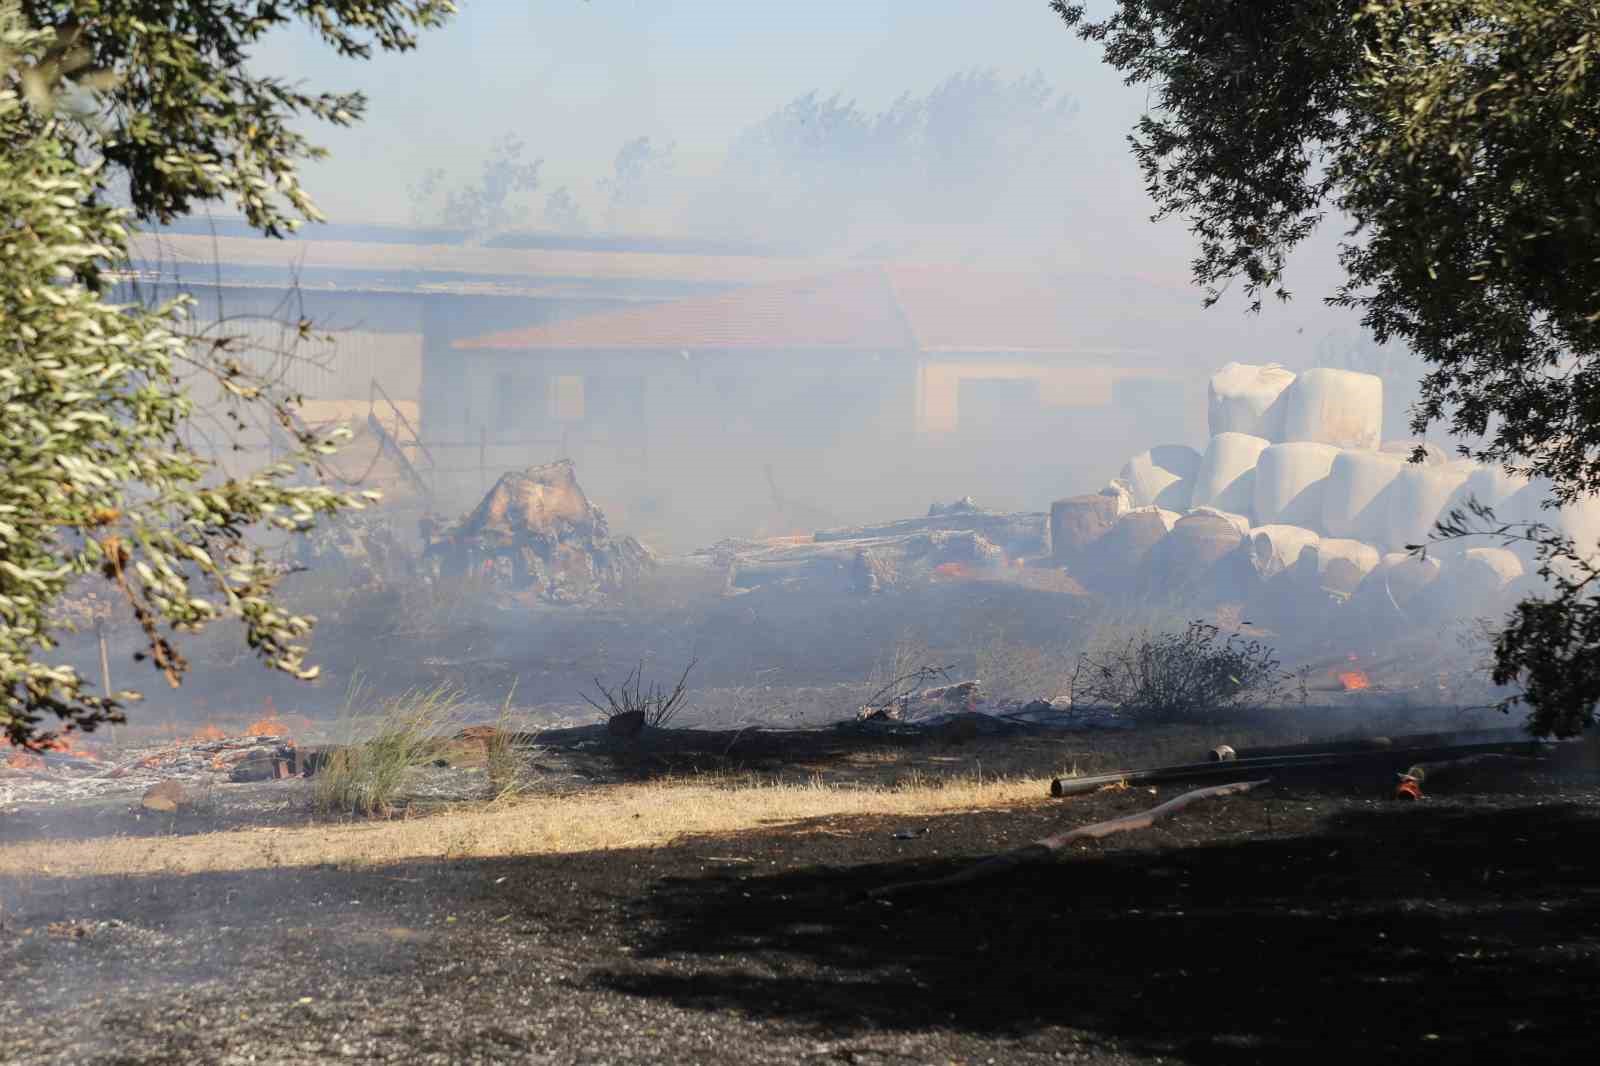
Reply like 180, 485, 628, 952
3, 742, 1599, 1066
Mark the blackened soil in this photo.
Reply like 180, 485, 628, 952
3, 777, 1599, 1065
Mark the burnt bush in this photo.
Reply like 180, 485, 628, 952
1070, 621, 1302, 722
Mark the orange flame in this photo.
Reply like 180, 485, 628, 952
934, 562, 971, 579
3, 732, 102, 766
1339, 671, 1371, 692
189, 724, 226, 741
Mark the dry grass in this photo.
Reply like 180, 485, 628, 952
314, 681, 466, 816
0, 774, 1052, 881
974, 631, 1074, 704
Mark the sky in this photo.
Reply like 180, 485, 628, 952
254, 1, 1138, 221
245, 0, 1364, 350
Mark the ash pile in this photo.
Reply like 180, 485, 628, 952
1049, 360, 1596, 641
422, 460, 656, 605
697, 496, 1059, 596
0, 733, 298, 810
850, 677, 1128, 735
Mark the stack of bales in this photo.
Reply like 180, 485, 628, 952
1054, 360, 1597, 623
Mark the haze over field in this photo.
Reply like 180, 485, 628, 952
237, 0, 1365, 358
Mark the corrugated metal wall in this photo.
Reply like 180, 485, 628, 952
188, 318, 423, 401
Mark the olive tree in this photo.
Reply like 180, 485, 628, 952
1058, 0, 1600, 735
1, 1, 453, 748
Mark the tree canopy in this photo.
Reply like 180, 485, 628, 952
1, 1, 452, 747
1056, 0, 1600, 499
1059, 0, 1600, 736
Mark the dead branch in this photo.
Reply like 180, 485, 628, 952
870, 778, 1270, 899
582, 659, 697, 730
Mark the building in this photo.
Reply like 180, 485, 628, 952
118, 220, 836, 500
449, 264, 1208, 548
120, 221, 1218, 547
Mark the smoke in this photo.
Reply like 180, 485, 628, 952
679, 71, 1079, 255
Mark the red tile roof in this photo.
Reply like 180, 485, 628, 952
885, 265, 1078, 352
453, 264, 1183, 356
455, 268, 914, 352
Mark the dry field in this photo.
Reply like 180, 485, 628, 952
0, 774, 1052, 880
3, 715, 1599, 1066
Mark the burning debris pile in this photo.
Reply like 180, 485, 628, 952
293, 509, 415, 587
0, 730, 298, 809
423, 460, 655, 604
700, 498, 1051, 595
1050, 360, 1598, 635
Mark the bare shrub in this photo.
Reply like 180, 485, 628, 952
1070, 620, 1303, 722
583, 659, 697, 731
857, 632, 957, 710
314, 681, 465, 816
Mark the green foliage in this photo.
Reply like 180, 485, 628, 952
1434, 502, 1600, 737
22, 0, 455, 237
0, 1, 451, 747
598, 134, 673, 229
1056, 0, 1600, 502
411, 132, 542, 235
541, 184, 588, 234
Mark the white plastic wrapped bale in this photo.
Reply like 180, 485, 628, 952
1499, 478, 1600, 564
1414, 546, 1525, 620
1292, 537, 1382, 596
1190, 433, 1270, 516
1208, 362, 1296, 439
1187, 506, 1252, 536
1449, 547, 1524, 609
1280, 368, 1384, 450
1079, 506, 1179, 591
1102, 479, 1135, 514
1322, 450, 1407, 542
1248, 525, 1320, 579
1443, 465, 1530, 519
1381, 460, 1476, 552
1253, 442, 1342, 527
1118, 445, 1200, 510
1355, 551, 1442, 610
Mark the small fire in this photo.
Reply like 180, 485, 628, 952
189, 724, 227, 741
1339, 670, 1371, 692
934, 562, 971, 579
3, 732, 102, 767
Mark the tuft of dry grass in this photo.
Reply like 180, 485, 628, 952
0, 775, 1052, 881
313, 680, 466, 816
484, 685, 539, 803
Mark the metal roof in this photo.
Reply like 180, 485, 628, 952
452, 264, 1187, 358
455, 267, 916, 352
127, 233, 845, 294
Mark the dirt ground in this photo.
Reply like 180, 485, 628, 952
3, 718, 1598, 1066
